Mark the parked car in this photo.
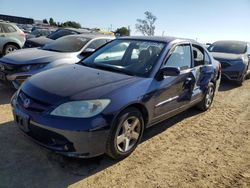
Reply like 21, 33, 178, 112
11, 36, 221, 159
0, 34, 114, 88
23, 28, 94, 48
26, 28, 56, 39
208, 40, 250, 85
0, 21, 26, 55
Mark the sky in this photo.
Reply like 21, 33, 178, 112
0, 0, 250, 43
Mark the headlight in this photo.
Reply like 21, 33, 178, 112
20, 63, 48, 72
50, 99, 111, 118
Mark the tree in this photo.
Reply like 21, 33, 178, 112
115, 27, 130, 36
135, 11, 157, 36
60, 21, 81, 28
49, 17, 57, 26
43, 19, 48, 24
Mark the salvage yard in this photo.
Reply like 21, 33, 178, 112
0, 80, 250, 188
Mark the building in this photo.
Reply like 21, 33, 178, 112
0, 14, 34, 24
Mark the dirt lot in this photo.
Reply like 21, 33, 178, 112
0, 80, 250, 188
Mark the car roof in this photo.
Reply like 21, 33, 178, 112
61, 27, 93, 33
212, 40, 248, 46
62, 33, 115, 40
118, 36, 198, 44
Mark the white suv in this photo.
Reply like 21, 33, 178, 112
0, 21, 26, 55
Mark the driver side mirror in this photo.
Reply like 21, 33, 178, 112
155, 67, 180, 81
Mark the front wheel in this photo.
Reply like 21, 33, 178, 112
3, 44, 18, 55
196, 82, 215, 111
236, 73, 246, 86
106, 108, 144, 160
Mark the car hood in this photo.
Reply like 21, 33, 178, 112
211, 52, 244, 61
0, 48, 70, 65
27, 36, 53, 46
21, 65, 141, 105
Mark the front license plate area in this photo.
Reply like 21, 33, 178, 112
14, 110, 30, 133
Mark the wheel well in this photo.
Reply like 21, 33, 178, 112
3, 42, 20, 50
122, 103, 149, 126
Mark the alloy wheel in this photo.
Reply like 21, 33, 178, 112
205, 86, 214, 108
5, 46, 18, 54
116, 116, 141, 153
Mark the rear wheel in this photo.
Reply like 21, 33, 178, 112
106, 108, 144, 160
196, 82, 215, 111
3, 44, 19, 55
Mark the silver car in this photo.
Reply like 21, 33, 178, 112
0, 21, 26, 55
0, 34, 114, 88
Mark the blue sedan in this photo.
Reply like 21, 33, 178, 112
11, 36, 221, 159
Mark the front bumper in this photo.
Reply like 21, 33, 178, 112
220, 62, 247, 81
11, 95, 110, 158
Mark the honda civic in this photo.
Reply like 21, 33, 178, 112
11, 36, 221, 159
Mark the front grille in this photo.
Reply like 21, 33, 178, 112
17, 91, 51, 112
219, 61, 231, 69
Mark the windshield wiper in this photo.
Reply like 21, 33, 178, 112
43, 48, 61, 52
92, 64, 135, 76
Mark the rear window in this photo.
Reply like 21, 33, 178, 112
48, 29, 78, 40
42, 36, 90, 52
208, 42, 247, 54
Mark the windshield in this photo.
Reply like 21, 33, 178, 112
42, 36, 90, 52
31, 29, 50, 36
208, 41, 247, 54
82, 39, 165, 77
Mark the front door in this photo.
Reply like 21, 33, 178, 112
153, 44, 196, 122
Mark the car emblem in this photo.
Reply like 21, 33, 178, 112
23, 98, 31, 108
0, 64, 4, 71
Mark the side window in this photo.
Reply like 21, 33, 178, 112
2, 24, 17, 33
164, 45, 191, 70
247, 44, 250, 55
204, 51, 211, 65
193, 46, 204, 66
88, 39, 107, 49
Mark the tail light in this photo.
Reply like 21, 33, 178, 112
19, 30, 26, 38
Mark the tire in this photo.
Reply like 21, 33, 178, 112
106, 107, 145, 160
235, 72, 246, 86
3, 44, 19, 55
196, 82, 215, 111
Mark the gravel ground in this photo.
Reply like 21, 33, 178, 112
0, 80, 249, 188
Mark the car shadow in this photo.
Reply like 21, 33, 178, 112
0, 84, 15, 105
0, 121, 117, 188
219, 79, 250, 92
142, 107, 201, 142
0, 107, 203, 188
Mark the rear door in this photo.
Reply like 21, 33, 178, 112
190, 44, 215, 102
153, 43, 196, 122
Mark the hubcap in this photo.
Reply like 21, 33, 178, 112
116, 116, 141, 153
6, 46, 17, 54
205, 86, 214, 108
